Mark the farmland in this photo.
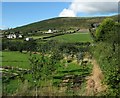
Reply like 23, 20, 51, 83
2, 50, 93, 96
2, 29, 92, 95
2, 51, 30, 69
2, 31, 93, 95
48, 33, 92, 43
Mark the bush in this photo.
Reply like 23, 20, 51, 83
96, 18, 115, 41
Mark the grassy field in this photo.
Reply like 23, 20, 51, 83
32, 34, 52, 39
49, 33, 92, 43
2, 51, 40, 69
2, 57, 92, 95
1, 31, 92, 95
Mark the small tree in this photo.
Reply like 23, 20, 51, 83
96, 18, 115, 41
29, 54, 43, 96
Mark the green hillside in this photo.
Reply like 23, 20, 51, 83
6, 15, 118, 35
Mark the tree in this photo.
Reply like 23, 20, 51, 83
29, 54, 43, 96
96, 18, 115, 41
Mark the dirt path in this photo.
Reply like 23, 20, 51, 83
85, 58, 107, 96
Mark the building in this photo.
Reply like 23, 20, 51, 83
18, 34, 23, 38
25, 37, 33, 41
6, 34, 23, 39
7, 34, 16, 39
45, 29, 53, 34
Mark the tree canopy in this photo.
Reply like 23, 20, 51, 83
96, 18, 115, 41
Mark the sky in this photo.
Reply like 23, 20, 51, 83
1, 0, 119, 29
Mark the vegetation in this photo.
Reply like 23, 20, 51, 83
49, 33, 92, 43
2, 39, 37, 52
2, 37, 92, 96
90, 18, 120, 96
2, 51, 37, 68
96, 18, 115, 41
2, 50, 92, 96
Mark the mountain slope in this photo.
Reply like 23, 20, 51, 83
8, 15, 118, 34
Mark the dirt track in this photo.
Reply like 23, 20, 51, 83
85, 58, 107, 96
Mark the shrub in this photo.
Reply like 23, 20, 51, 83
96, 18, 115, 41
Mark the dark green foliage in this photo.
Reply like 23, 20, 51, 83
59, 43, 79, 55
96, 18, 115, 41
50, 50, 63, 62
2, 39, 23, 51
2, 39, 37, 52
23, 40, 37, 52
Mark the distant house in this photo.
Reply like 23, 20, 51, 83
25, 37, 33, 41
48, 29, 52, 33
45, 29, 53, 34
7, 34, 16, 39
6, 34, 23, 39
18, 34, 23, 38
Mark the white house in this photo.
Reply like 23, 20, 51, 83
18, 34, 23, 38
7, 34, 16, 39
48, 29, 52, 33
25, 38, 30, 41
45, 29, 53, 34
25, 37, 33, 41
7, 34, 23, 39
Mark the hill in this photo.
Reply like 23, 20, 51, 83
5, 15, 118, 35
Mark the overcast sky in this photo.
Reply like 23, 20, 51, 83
1, 0, 119, 29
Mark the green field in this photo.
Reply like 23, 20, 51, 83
2, 51, 93, 95
2, 51, 39, 69
49, 33, 92, 43
32, 34, 52, 39
2, 32, 93, 95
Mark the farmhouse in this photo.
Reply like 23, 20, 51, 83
6, 34, 23, 39
25, 37, 33, 41
7, 34, 16, 39
18, 34, 23, 38
45, 29, 53, 34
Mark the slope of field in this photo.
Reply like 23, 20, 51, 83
49, 33, 92, 43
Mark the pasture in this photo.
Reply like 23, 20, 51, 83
32, 34, 52, 39
2, 56, 92, 95
2, 51, 40, 69
48, 33, 92, 43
